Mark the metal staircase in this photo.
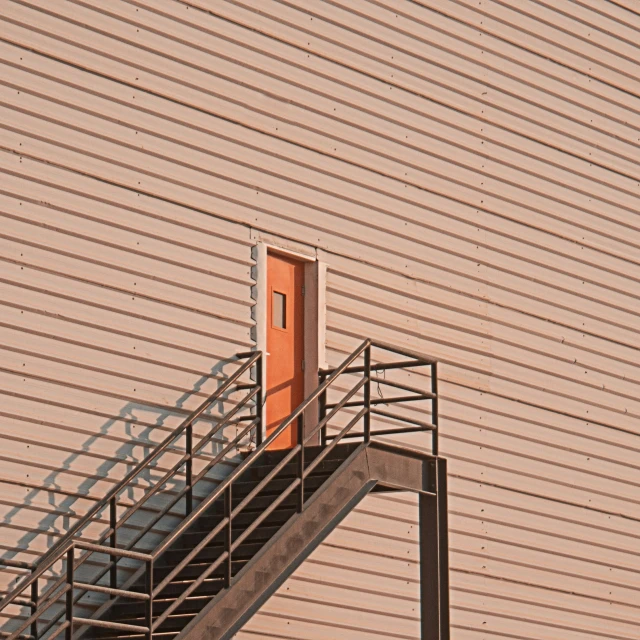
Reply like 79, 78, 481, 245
0, 340, 449, 640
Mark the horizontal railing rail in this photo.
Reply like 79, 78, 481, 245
1, 339, 438, 640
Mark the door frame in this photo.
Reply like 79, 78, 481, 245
252, 239, 326, 443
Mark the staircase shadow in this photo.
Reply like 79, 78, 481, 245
0, 356, 247, 598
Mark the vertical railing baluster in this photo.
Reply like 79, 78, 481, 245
30, 570, 38, 640
363, 345, 372, 443
431, 362, 439, 456
145, 559, 153, 640
65, 548, 73, 640
319, 372, 327, 447
109, 497, 117, 592
224, 486, 232, 588
186, 423, 193, 516
297, 415, 304, 513
255, 354, 263, 448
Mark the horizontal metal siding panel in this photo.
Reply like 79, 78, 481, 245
236, 496, 640, 640
3, 5, 640, 264
476, 0, 640, 61
324, 305, 640, 434
248, 249, 640, 638
600, 0, 640, 17
373, 0, 640, 101
321, 350, 640, 517
443, 0, 640, 83
239, 484, 640, 639
0, 59, 635, 306
251, 0, 640, 141
254, 248, 638, 637
2, 75, 628, 356
4, 99, 638, 339
325, 271, 640, 402
0, 54, 636, 296
89, 0, 640, 175
0, 15, 636, 342
325, 266, 640, 391
275, 563, 640, 633
52, 0, 631, 180
164, 0, 640, 209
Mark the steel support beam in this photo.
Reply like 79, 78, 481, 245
420, 458, 449, 640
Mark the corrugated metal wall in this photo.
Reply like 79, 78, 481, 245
1, 0, 639, 637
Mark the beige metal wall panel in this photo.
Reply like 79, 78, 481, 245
376, 0, 640, 103
2, 5, 640, 263
0, 66, 636, 312
2, 0, 639, 638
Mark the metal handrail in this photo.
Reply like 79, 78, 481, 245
1, 339, 437, 640
0, 351, 262, 637
148, 339, 372, 563
147, 340, 437, 603
34, 407, 263, 640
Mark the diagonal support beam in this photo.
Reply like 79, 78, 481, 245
172, 442, 448, 640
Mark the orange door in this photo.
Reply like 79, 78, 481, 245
266, 253, 305, 450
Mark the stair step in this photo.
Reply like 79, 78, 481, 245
229, 472, 330, 500
157, 539, 267, 574
161, 480, 326, 555
201, 486, 314, 517
94, 611, 194, 637
126, 575, 225, 598
99, 612, 197, 635
93, 443, 362, 638
195, 503, 296, 531
247, 456, 344, 481
152, 557, 250, 583
139, 575, 224, 597
195, 446, 355, 520
93, 634, 177, 640
110, 593, 215, 620
184, 523, 280, 551
176, 511, 294, 547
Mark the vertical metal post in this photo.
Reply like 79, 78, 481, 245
185, 423, 193, 516
109, 497, 117, 592
363, 345, 372, 443
255, 354, 263, 448
30, 571, 38, 640
437, 458, 450, 640
65, 547, 74, 640
431, 362, 439, 456
145, 559, 153, 640
419, 459, 449, 640
297, 415, 304, 513
319, 372, 327, 447
224, 485, 232, 588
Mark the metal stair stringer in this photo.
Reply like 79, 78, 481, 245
178, 441, 438, 640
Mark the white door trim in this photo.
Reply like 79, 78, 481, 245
251, 237, 326, 441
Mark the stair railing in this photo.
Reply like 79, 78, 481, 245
1, 339, 438, 640
0, 351, 262, 640
123, 339, 438, 637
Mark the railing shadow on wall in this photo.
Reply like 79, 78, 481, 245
0, 355, 252, 631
